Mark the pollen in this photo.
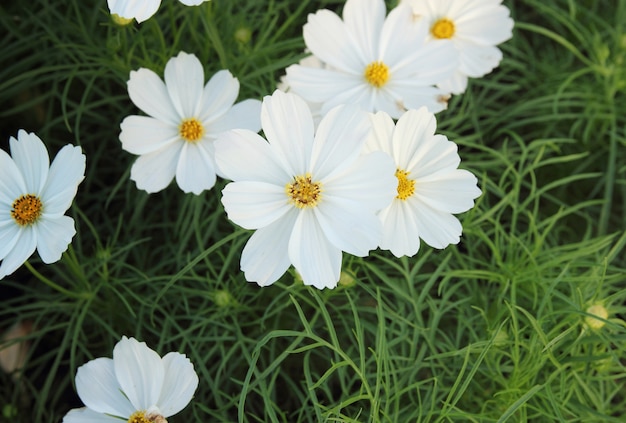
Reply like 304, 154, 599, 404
431, 18, 455, 39
11, 194, 43, 226
395, 169, 415, 200
179, 118, 204, 142
364, 61, 390, 88
128, 411, 167, 423
286, 174, 322, 208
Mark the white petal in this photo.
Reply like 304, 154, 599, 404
175, 142, 217, 195
40, 145, 85, 216
207, 99, 262, 135
198, 70, 240, 124
459, 43, 503, 78
221, 181, 290, 230
310, 104, 370, 180
416, 169, 480, 213
240, 209, 298, 286
343, 0, 385, 61
364, 111, 395, 155
261, 90, 314, 176
322, 151, 396, 212
303, 9, 364, 73
436, 70, 469, 95
35, 216, 76, 264
156, 352, 199, 417
0, 221, 21, 261
392, 108, 437, 169
164, 52, 205, 118
391, 39, 458, 86
113, 336, 164, 411
0, 149, 26, 206
409, 198, 464, 248
378, 199, 422, 258
63, 407, 120, 423
214, 129, 289, 184
178, 0, 208, 5
456, 3, 513, 45
379, 3, 430, 67
120, 115, 180, 155
130, 142, 183, 193
285, 65, 364, 106
9, 130, 49, 195
289, 210, 342, 289
128, 68, 179, 125
407, 134, 460, 179
0, 225, 35, 280
75, 357, 135, 417
107, 0, 160, 23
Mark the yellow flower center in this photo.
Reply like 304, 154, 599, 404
431, 18, 455, 39
179, 118, 204, 142
128, 411, 167, 423
364, 61, 390, 88
11, 194, 43, 226
395, 169, 415, 200
286, 174, 322, 208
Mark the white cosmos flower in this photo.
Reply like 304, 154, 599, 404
402, 0, 514, 94
63, 336, 199, 423
0, 130, 85, 279
365, 108, 481, 257
284, 0, 458, 119
214, 90, 396, 289
108, 0, 210, 23
120, 51, 262, 195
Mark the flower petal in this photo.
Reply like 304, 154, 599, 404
175, 142, 217, 195
240, 209, 298, 286
130, 142, 183, 193
221, 181, 290, 230
178, 0, 208, 5
303, 9, 364, 73
289, 210, 342, 289
207, 99, 262, 136
40, 144, 85, 216
364, 111, 395, 155
416, 169, 481, 213
75, 357, 135, 417
0, 149, 26, 205
392, 107, 437, 169
459, 43, 503, 78
120, 115, 180, 155
156, 352, 199, 417
114, 336, 164, 411
407, 134, 460, 179
107, 0, 160, 23
128, 68, 179, 125
0, 226, 35, 280
63, 407, 120, 423
0, 220, 21, 262
409, 197, 464, 248
310, 104, 370, 180
35, 216, 76, 264
198, 70, 240, 124
261, 90, 315, 176
285, 65, 363, 106
378, 199, 422, 258
9, 130, 49, 195
164, 52, 205, 118
343, 0, 385, 61
214, 129, 289, 184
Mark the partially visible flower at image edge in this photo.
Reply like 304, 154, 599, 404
63, 336, 199, 423
214, 90, 396, 289
365, 107, 481, 257
107, 0, 211, 24
403, 0, 514, 94
0, 130, 85, 279
120, 51, 261, 195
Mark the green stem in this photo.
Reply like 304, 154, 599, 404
24, 260, 91, 300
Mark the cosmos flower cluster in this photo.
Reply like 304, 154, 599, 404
1, 0, 513, 418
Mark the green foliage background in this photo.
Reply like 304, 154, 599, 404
0, 0, 625, 422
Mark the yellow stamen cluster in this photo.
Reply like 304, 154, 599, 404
179, 118, 204, 142
286, 174, 322, 208
431, 18, 455, 39
128, 411, 167, 423
11, 194, 43, 226
364, 61, 390, 88
395, 169, 415, 200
